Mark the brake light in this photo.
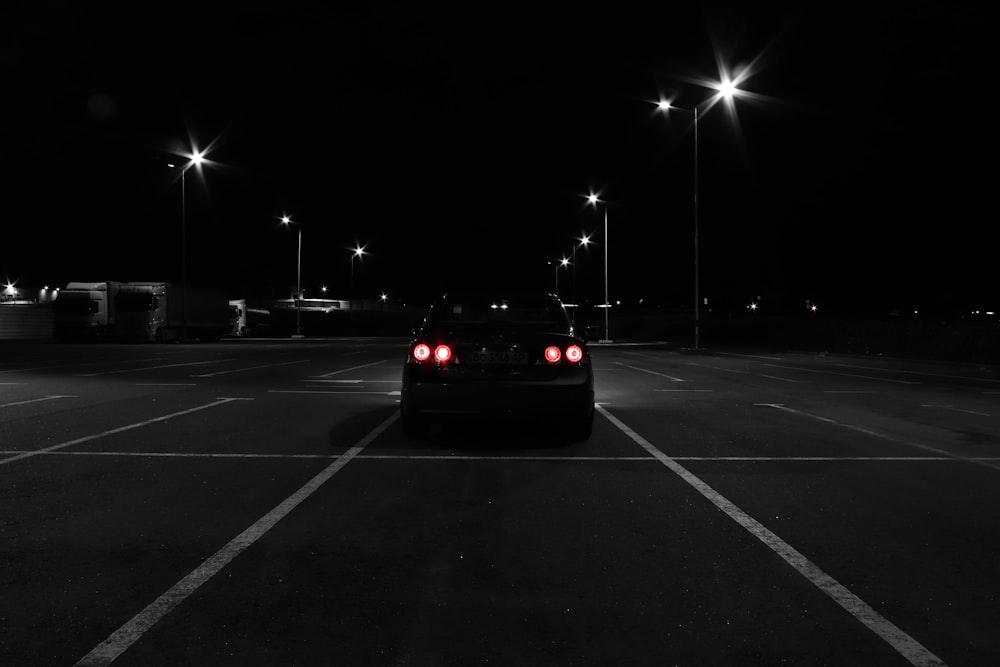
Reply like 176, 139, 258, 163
434, 344, 452, 362
566, 345, 583, 363
412, 343, 431, 362
544, 346, 561, 363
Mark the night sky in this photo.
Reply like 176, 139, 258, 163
2, 2, 994, 315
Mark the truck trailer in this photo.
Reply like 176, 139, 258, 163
52, 281, 126, 340
114, 282, 230, 342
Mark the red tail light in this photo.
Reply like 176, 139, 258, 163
566, 345, 583, 363
412, 343, 431, 362
434, 344, 452, 362
544, 346, 562, 363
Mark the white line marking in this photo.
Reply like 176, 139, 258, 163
190, 359, 311, 378
616, 362, 685, 381
311, 360, 387, 378
0, 382, 27, 385
758, 374, 798, 383
655, 389, 713, 393
0, 398, 250, 466
74, 410, 398, 667
597, 404, 947, 667
267, 390, 398, 396
307, 379, 399, 383
824, 391, 876, 394
761, 364, 921, 385
920, 404, 990, 417
74, 360, 233, 377
0, 395, 77, 408
8, 450, 998, 463
135, 383, 198, 387
833, 362, 1000, 384
756, 403, 1000, 472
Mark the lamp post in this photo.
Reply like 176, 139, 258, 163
571, 232, 592, 319
350, 244, 366, 295
171, 150, 206, 342
549, 257, 569, 296
657, 77, 741, 350
280, 215, 303, 338
584, 192, 611, 342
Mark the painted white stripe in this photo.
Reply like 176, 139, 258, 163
616, 362, 685, 381
75, 360, 232, 377
834, 362, 1000, 385
824, 390, 876, 394
655, 389, 713, 393
921, 404, 990, 417
0, 398, 251, 466
5, 450, 997, 463
74, 410, 398, 667
135, 383, 198, 387
0, 395, 77, 408
267, 390, 398, 396
761, 363, 921, 385
758, 374, 798, 383
0, 382, 27, 385
597, 404, 946, 667
756, 403, 1000, 472
190, 359, 310, 378
312, 360, 386, 378
307, 379, 399, 383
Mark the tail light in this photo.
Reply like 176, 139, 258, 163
411, 342, 453, 363
544, 346, 562, 363
412, 343, 431, 362
566, 345, 583, 363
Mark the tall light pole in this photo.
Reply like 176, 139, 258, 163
280, 215, 303, 338
571, 232, 592, 320
584, 192, 611, 342
171, 149, 206, 342
657, 76, 742, 350
350, 244, 366, 295
548, 257, 570, 296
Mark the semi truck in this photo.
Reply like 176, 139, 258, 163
114, 282, 230, 342
52, 281, 126, 340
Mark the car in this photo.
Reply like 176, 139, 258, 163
400, 290, 595, 441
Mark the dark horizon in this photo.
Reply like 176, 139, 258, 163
2, 3, 995, 316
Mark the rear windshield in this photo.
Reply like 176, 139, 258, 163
426, 295, 569, 329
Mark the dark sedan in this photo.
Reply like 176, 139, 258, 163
400, 291, 595, 441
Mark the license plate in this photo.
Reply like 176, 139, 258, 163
471, 349, 528, 365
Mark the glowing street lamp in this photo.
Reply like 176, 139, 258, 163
350, 243, 367, 294
584, 192, 611, 342
548, 257, 570, 295
570, 232, 592, 312
280, 214, 303, 338
168, 149, 207, 342
656, 74, 744, 350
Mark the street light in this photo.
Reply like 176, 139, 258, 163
350, 243, 367, 295
656, 75, 743, 350
169, 149, 206, 342
548, 257, 570, 295
584, 192, 611, 342
280, 214, 303, 338
570, 232, 592, 317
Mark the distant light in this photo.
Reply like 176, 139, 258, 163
560, 258, 570, 267
380, 293, 388, 302
586, 193, 600, 206
281, 215, 292, 225
657, 99, 672, 111
190, 150, 206, 167
321, 286, 327, 293
717, 78, 738, 100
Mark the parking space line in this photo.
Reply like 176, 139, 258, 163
190, 359, 311, 378
616, 362, 685, 381
755, 403, 1000, 472
0, 395, 77, 408
597, 404, 946, 667
267, 390, 399, 396
74, 360, 232, 377
311, 360, 387, 378
74, 410, 398, 667
0, 398, 252, 466
5, 450, 999, 463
